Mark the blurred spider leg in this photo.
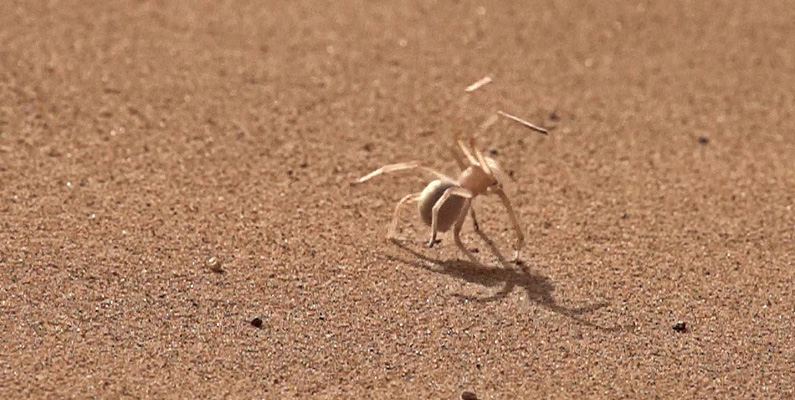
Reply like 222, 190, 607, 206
453, 199, 479, 262
448, 143, 467, 171
469, 206, 480, 232
428, 187, 474, 248
453, 132, 479, 165
472, 114, 499, 142
469, 114, 499, 175
492, 186, 525, 261
352, 161, 452, 184
389, 192, 422, 240
471, 139, 492, 175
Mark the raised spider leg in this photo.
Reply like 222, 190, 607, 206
443, 140, 482, 232
471, 138, 491, 175
482, 155, 513, 182
453, 132, 479, 166
453, 199, 479, 262
469, 114, 499, 176
491, 185, 525, 261
352, 161, 452, 185
448, 143, 481, 231
472, 113, 500, 143
428, 186, 474, 248
449, 142, 468, 171
388, 192, 422, 241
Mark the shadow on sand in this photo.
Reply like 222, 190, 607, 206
385, 230, 628, 332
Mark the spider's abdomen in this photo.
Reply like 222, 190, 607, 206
418, 180, 466, 232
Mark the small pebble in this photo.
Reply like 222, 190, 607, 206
251, 317, 263, 328
672, 321, 687, 332
461, 391, 478, 400
697, 136, 709, 145
549, 111, 560, 121
487, 147, 498, 156
206, 257, 223, 273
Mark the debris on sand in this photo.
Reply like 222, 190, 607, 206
206, 257, 223, 273
672, 321, 687, 332
465, 76, 492, 92
497, 110, 549, 135
697, 136, 709, 145
250, 317, 263, 329
461, 391, 479, 400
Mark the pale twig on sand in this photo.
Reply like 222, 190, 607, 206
497, 110, 548, 135
465, 76, 492, 92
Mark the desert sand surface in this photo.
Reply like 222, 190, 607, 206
1, 1, 794, 399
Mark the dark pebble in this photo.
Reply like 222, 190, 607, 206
697, 136, 709, 144
488, 147, 498, 156
461, 391, 478, 400
251, 317, 263, 328
549, 111, 560, 121
672, 321, 687, 332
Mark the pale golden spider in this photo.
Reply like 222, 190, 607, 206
352, 111, 548, 261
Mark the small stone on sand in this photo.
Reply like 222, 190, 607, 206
461, 391, 478, 400
206, 257, 223, 273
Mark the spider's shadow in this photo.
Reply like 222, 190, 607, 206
386, 230, 626, 332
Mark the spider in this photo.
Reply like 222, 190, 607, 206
352, 111, 548, 261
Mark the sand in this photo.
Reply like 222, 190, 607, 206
1, 1, 794, 398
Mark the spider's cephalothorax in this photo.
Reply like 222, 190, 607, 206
352, 111, 547, 261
